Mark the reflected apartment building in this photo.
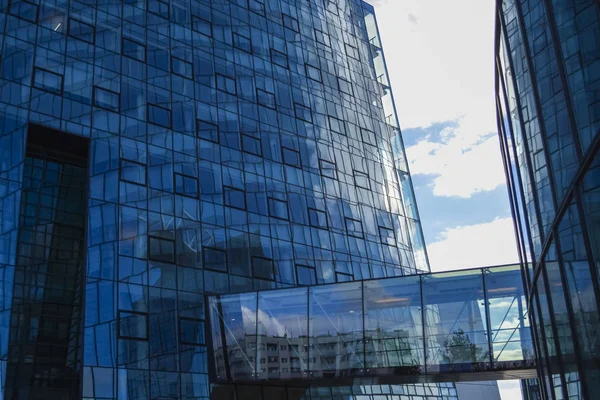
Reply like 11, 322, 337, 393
495, 0, 600, 399
0, 0, 494, 399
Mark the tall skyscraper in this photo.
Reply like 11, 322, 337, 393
495, 0, 600, 399
0, 0, 467, 398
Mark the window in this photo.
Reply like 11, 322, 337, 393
216, 74, 236, 95
252, 256, 275, 281
122, 38, 146, 62
68, 18, 94, 43
282, 14, 299, 32
379, 226, 396, 246
257, 88, 275, 109
148, 104, 171, 128
242, 134, 262, 156
345, 43, 360, 60
33, 68, 63, 95
223, 186, 246, 210
94, 86, 119, 111
337, 272, 353, 282
282, 147, 301, 168
338, 77, 353, 95
148, 236, 175, 263
203, 247, 227, 272
175, 172, 199, 198
354, 171, 370, 189
148, 0, 169, 17
268, 197, 289, 220
305, 64, 322, 82
282, 358, 288, 363
270, 49, 288, 69
171, 56, 193, 79
294, 103, 312, 123
328, 116, 346, 135
360, 127, 376, 146
248, 0, 265, 15
179, 318, 205, 345
319, 159, 336, 179
192, 16, 212, 36
118, 311, 148, 340
197, 119, 219, 143
120, 159, 146, 185
308, 208, 327, 229
233, 32, 252, 53
297, 264, 317, 286
345, 217, 363, 238
315, 29, 331, 47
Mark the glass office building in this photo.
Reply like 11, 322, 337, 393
0, 0, 452, 398
495, 0, 600, 399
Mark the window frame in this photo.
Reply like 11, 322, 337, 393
353, 170, 370, 190
93, 86, 120, 111
294, 102, 312, 123
178, 317, 205, 346
171, 55, 193, 79
174, 171, 199, 198
203, 246, 228, 273
242, 133, 262, 156
233, 32, 252, 53
252, 255, 275, 281
118, 310, 149, 341
308, 207, 328, 229
147, 103, 172, 128
296, 263, 317, 286
148, 234, 176, 264
256, 88, 276, 109
282, 146, 301, 168
122, 37, 147, 62
32, 67, 64, 95
223, 185, 247, 210
196, 119, 220, 143
192, 15, 212, 37
345, 217, 364, 238
270, 48, 289, 69
268, 197, 289, 220
119, 157, 147, 186
68, 17, 95, 44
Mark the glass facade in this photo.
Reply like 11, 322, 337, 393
0, 0, 449, 398
495, 0, 600, 399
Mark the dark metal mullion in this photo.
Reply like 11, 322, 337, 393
531, 290, 555, 400
481, 269, 494, 369
539, 262, 570, 400
552, 224, 592, 398
420, 275, 427, 375
498, 9, 548, 283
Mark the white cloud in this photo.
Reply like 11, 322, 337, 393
426, 217, 518, 272
406, 115, 506, 198
498, 380, 523, 400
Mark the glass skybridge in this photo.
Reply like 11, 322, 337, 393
207, 265, 536, 386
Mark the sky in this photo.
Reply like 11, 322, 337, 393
370, 0, 522, 398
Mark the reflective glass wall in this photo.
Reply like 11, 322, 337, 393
0, 0, 433, 397
208, 265, 534, 383
495, 0, 600, 398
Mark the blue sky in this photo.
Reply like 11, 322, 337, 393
371, 0, 521, 398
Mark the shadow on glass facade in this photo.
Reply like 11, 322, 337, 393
207, 265, 535, 385
495, 0, 600, 398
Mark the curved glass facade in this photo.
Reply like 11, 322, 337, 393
495, 0, 600, 398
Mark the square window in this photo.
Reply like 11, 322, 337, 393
94, 86, 119, 111
271, 49, 288, 69
197, 120, 219, 143
233, 32, 252, 53
282, 14, 299, 32
242, 134, 262, 156
121, 159, 146, 185
315, 29, 331, 47
122, 38, 146, 62
179, 318, 205, 345
306, 64, 322, 82
354, 171, 370, 189
33, 68, 63, 95
203, 247, 227, 272
172, 56, 193, 79
282, 147, 301, 168
345, 43, 360, 60
68, 18, 94, 43
148, 104, 171, 128
248, 0, 265, 15
119, 311, 148, 340
268, 197, 289, 220
193, 16, 212, 36
257, 88, 275, 109
149, 236, 175, 263
148, 0, 169, 17
360, 128, 376, 146
216, 74, 236, 95
328, 116, 346, 135
297, 264, 316, 286
223, 186, 246, 210
308, 208, 327, 229
175, 173, 199, 198
379, 226, 396, 246
345, 217, 363, 238
338, 77, 353, 95
294, 103, 312, 123
319, 159, 336, 179
253, 256, 275, 280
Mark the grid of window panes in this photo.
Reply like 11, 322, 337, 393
0, 0, 431, 398
495, 0, 600, 399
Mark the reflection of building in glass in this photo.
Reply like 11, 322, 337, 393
495, 0, 600, 399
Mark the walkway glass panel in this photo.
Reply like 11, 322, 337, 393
207, 265, 535, 385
